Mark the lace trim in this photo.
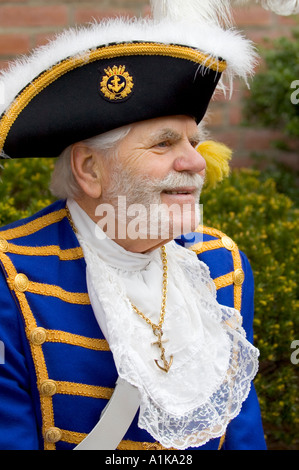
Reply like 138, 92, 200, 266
78, 238, 259, 449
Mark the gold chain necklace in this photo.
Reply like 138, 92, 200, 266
130, 246, 173, 373
65, 205, 173, 372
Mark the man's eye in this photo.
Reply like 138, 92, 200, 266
190, 140, 200, 148
156, 141, 170, 148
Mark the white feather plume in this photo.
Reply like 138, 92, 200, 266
0, 3, 259, 115
234, 0, 299, 15
150, 0, 234, 26
151, 0, 299, 20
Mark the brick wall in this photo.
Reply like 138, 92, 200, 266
0, 0, 298, 168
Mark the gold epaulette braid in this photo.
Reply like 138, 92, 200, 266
189, 225, 244, 312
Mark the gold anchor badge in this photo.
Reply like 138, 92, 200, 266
100, 65, 134, 101
152, 327, 173, 373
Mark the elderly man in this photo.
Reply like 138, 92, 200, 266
0, 0, 269, 451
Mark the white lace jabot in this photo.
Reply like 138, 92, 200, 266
67, 198, 259, 449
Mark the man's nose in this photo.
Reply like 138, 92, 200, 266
173, 145, 206, 174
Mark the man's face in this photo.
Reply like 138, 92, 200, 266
97, 115, 206, 248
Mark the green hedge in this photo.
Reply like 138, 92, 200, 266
243, 28, 299, 139
0, 157, 298, 449
237, 28, 299, 448
0, 158, 55, 226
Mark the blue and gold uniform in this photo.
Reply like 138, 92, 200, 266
0, 200, 266, 450
2, 0, 296, 452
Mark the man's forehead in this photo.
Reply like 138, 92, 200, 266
130, 116, 200, 139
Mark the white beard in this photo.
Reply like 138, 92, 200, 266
99, 166, 204, 241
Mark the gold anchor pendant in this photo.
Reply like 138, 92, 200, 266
152, 328, 173, 373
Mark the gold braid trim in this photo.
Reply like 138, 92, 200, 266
195, 225, 227, 239
117, 435, 226, 450
55, 381, 114, 400
26, 281, 90, 305
0, 42, 226, 154
56, 434, 181, 450
231, 247, 243, 312
118, 440, 175, 450
5, 242, 83, 260
191, 238, 223, 253
0, 208, 67, 240
46, 330, 110, 351
56, 434, 226, 449
60, 429, 88, 445
0, 252, 56, 450
190, 225, 243, 312
213, 272, 234, 290
218, 433, 226, 450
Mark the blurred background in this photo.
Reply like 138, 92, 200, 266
0, 0, 298, 450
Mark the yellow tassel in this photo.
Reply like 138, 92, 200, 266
197, 140, 233, 190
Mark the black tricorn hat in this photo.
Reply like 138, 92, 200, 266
0, 1, 256, 159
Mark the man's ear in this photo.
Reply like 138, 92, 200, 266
71, 144, 102, 199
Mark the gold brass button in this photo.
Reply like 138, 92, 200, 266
0, 238, 9, 252
233, 268, 245, 286
44, 427, 62, 444
14, 273, 29, 292
30, 327, 47, 346
40, 380, 57, 397
222, 236, 235, 251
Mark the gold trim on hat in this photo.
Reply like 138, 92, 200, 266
0, 42, 226, 155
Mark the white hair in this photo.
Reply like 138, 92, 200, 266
50, 125, 131, 200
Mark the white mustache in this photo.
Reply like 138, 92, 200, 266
150, 172, 204, 194
104, 165, 204, 207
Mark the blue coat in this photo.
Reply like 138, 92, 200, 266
0, 200, 266, 450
